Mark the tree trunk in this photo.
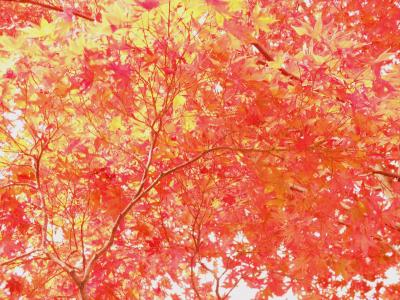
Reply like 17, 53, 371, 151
78, 285, 88, 300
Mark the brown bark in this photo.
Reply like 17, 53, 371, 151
78, 285, 88, 300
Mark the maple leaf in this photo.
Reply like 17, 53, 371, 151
1, 0, 400, 299
224, 18, 254, 43
222, 194, 235, 205
4, 69, 16, 79
206, 0, 228, 12
23, 18, 56, 38
182, 112, 196, 132
295, 127, 315, 151
109, 116, 124, 131
6, 276, 23, 295
137, 0, 160, 10
173, 94, 186, 111
292, 13, 324, 41
252, 3, 276, 33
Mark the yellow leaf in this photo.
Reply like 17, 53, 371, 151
109, 116, 124, 131
183, 112, 196, 132
68, 35, 86, 56
255, 15, 276, 31
312, 54, 329, 65
326, 59, 340, 69
88, 21, 112, 37
23, 18, 56, 38
229, 0, 245, 12
293, 21, 314, 37
269, 54, 285, 70
0, 36, 25, 51
364, 80, 373, 88
104, 2, 131, 25
215, 12, 225, 26
252, 3, 276, 32
131, 125, 150, 142
173, 95, 186, 111
183, 0, 208, 19
336, 39, 353, 49
312, 13, 323, 41
212, 199, 221, 209
292, 25, 308, 36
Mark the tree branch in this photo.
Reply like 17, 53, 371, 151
0, 182, 37, 190
251, 42, 347, 103
190, 253, 202, 299
0, 249, 40, 266
44, 251, 81, 285
251, 42, 301, 82
372, 169, 400, 180
82, 131, 160, 284
290, 184, 308, 193
81, 145, 284, 284
2, 0, 94, 21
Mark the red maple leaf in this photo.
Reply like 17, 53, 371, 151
137, 0, 160, 10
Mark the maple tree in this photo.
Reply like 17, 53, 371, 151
0, 0, 400, 299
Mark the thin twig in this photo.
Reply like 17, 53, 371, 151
81, 145, 285, 284
0, 249, 40, 266
372, 169, 400, 180
2, 0, 94, 21
251, 42, 301, 82
0, 182, 37, 190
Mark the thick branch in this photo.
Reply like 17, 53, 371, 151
78, 285, 88, 300
44, 251, 81, 284
2, 0, 94, 21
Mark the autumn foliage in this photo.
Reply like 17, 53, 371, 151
1, 0, 400, 299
